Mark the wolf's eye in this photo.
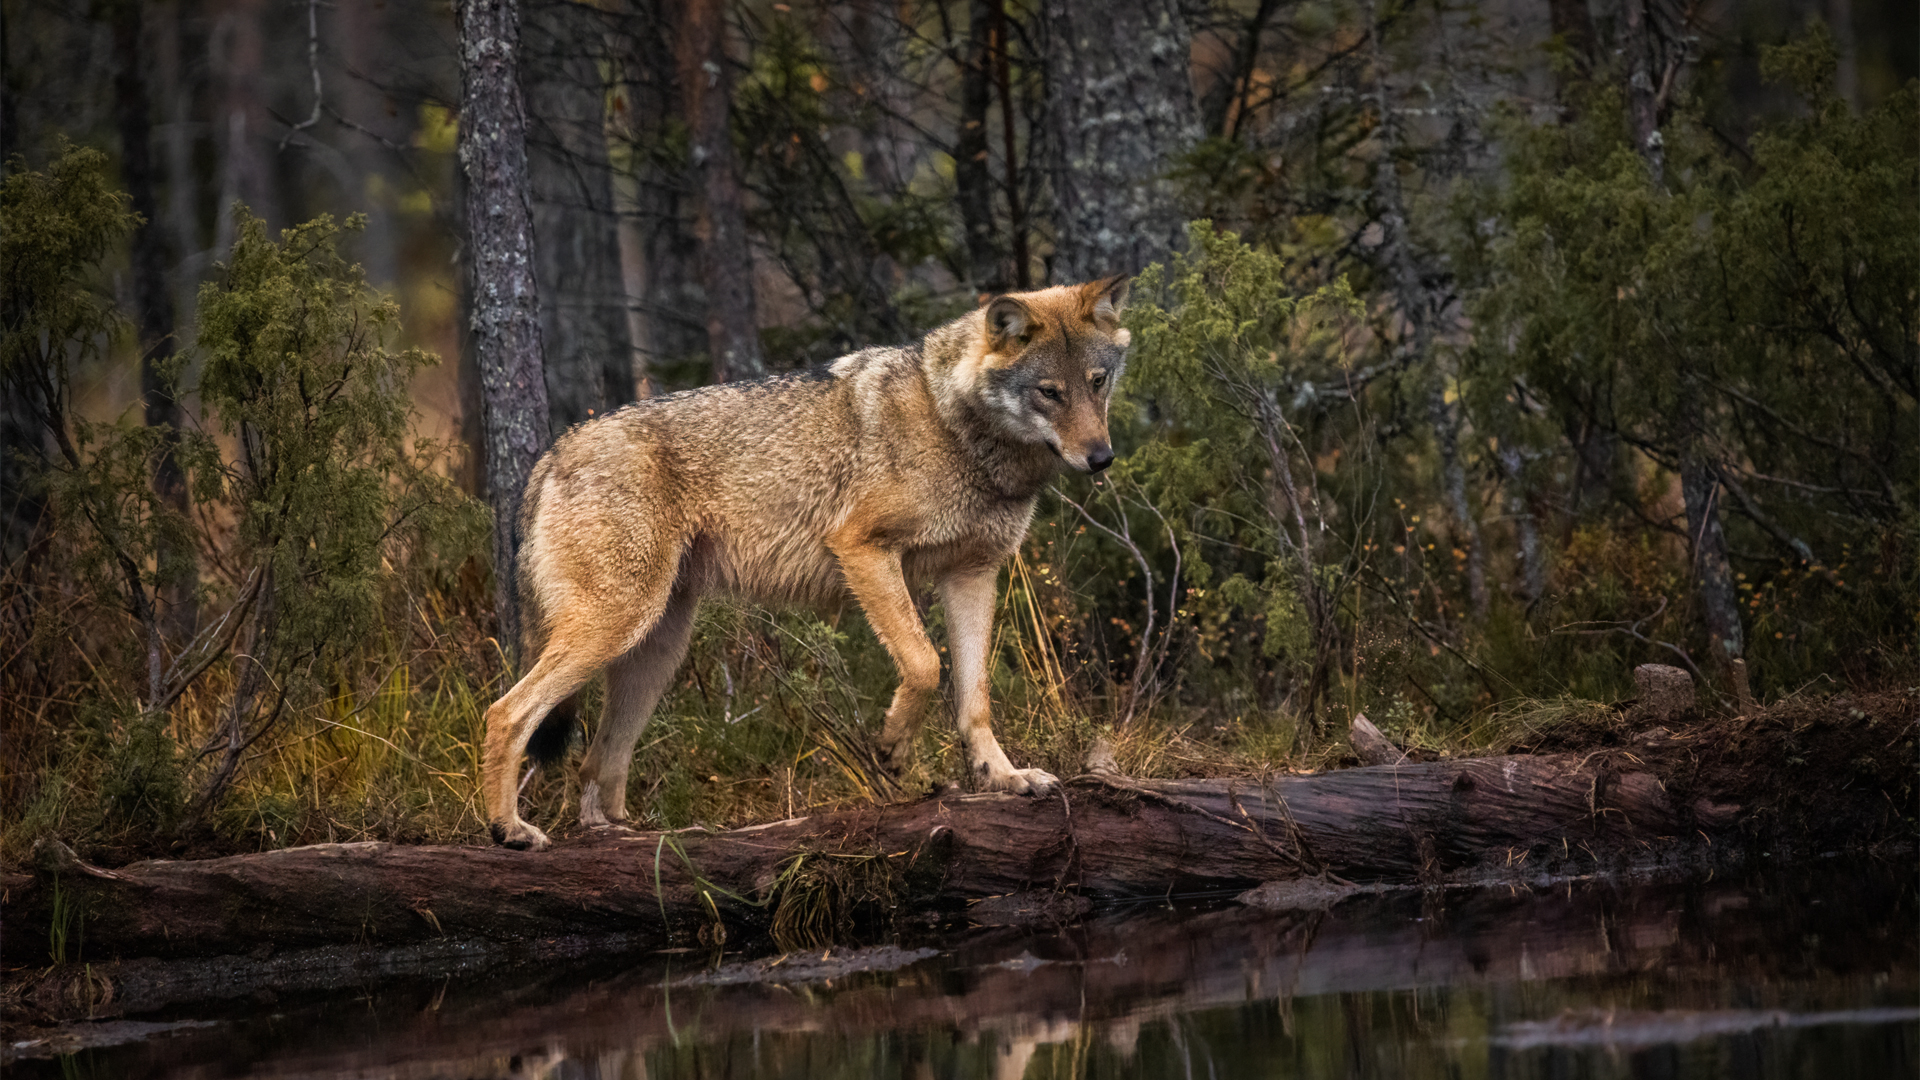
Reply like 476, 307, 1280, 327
1090, 371, 1107, 390
1035, 386, 1062, 403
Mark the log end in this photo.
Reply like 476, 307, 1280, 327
1350, 714, 1410, 767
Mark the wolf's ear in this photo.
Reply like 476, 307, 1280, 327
1079, 275, 1130, 331
985, 295, 1033, 348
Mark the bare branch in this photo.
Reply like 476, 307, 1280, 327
279, 0, 324, 151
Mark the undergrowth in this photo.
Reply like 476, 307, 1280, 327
2, 138, 1912, 869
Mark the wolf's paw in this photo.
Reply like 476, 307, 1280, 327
578, 782, 628, 829
489, 819, 552, 851
982, 766, 1060, 798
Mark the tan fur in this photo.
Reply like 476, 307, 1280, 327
482, 278, 1131, 849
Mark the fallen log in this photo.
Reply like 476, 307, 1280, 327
29, 868, 1905, 1070
2, 751, 1702, 964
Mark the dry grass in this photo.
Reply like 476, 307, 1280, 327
6, 545, 1765, 869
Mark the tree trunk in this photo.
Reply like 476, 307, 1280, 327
1499, 447, 1548, 604
1431, 378, 1488, 618
1565, 413, 1617, 529
1682, 448, 1743, 666
1622, 0, 1663, 185
1198, 0, 1281, 139
954, 0, 1001, 292
839, 0, 910, 194
151, 0, 205, 329
1620, 0, 1734, 667
991, 0, 1030, 288
112, 0, 197, 648
675, 0, 764, 382
212, 0, 279, 246
6, 754, 1703, 962
1366, 3, 1485, 620
1248, 395, 1337, 733
457, 0, 554, 665
1545, 0, 1596, 88
614, 0, 704, 383
336, 0, 401, 289
1827, 0, 1858, 110
1041, 0, 1199, 283
524, 0, 636, 428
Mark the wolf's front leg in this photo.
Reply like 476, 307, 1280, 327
943, 568, 1058, 797
832, 541, 943, 783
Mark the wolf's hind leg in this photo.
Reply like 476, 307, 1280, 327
482, 639, 626, 850
578, 587, 698, 828
484, 580, 679, 849
943, 568, 1058, 797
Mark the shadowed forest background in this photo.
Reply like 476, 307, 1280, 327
2, 0, 1914, 860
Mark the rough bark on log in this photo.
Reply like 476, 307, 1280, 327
1, 754, 1695, 964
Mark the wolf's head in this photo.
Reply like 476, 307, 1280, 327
960, 276, 1131, 473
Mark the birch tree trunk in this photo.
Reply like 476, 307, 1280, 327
675, 0, 764, 383
524, 0, 636, 427
1041, 0, 1199, 283
457, 0, 553, 665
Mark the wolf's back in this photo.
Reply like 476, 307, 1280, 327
509, 366, 869, 652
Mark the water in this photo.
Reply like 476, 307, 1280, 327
20, 860, 1916, 1078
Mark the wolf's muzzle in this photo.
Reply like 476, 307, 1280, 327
1086, 445, 1114, 473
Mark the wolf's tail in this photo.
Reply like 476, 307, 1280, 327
514, 457, 582, 768
525, 694, 580, 766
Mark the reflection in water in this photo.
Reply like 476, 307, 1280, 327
28, 862, 1918, 1078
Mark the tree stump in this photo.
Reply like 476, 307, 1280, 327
1634, 664, 1696, 723
1349, 714, 1410, 766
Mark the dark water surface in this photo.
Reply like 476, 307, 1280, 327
21, 859, 1917, 1079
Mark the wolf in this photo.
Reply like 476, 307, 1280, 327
481, 277, 1131, 850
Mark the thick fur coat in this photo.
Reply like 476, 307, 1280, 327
483, 278, 1130, 849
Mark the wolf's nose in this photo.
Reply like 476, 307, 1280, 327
1086, 446, 1114, 473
